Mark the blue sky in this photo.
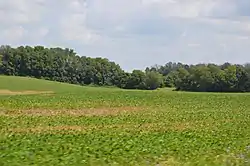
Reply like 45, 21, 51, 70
0, 0, 250, 71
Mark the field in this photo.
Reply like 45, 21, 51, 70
0, 75, 250, 166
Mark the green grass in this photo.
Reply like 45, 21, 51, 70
0, 75, 250, 166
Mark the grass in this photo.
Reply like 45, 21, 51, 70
0, 75, 250, 166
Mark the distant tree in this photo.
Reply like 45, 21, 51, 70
167, 63, 250, 92
235, 65, 249, 92
0, 54, 3, 73
221, 62, 232, 70
165, 71, 178, 87
145, 71, 164, 90
1, 45, 250, 92
124, 70, 146, 89
189, 65, 214, 91
222, 65, 238, 92
174, 68, 190, 91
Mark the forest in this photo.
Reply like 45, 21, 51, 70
0, 45, 250, 92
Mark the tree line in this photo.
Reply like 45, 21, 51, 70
0, 45, 250, 92
146, 62, 250, 92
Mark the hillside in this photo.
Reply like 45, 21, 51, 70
1, 75, 250, 165
0, 75, 122, 95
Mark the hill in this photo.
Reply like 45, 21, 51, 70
0, 75, 121, 95
1, 76, 250, 165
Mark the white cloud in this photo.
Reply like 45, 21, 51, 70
0, 0, 46, 25
68, 0, 87, 12
0, 0, 249, 70
37, 27, 49, 37
2, 26, 26, 43
187, 43, 200, 47
140, 0, 237, 18
59, 13, 100, 44
28, 27, 49, 42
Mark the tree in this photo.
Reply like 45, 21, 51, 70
223, 65, 238, 92
188, 65, 214, 92
1, 45, 250, 92
174, 68, 190, 91
124, 70, 146, 89
145, 71, 164, 90
165, 71, 178, 87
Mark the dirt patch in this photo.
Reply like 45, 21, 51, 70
6, 122, 196, 134
133, 122, 195, 132
2, 106, 145, 117
0, 89, 54, 95
8, 125, 85, 133
170, 122, 193, 131
156, 157, 182, 166
4, 119, 224, 134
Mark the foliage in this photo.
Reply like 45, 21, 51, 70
148, 63, 250, 92
1, 45, 250, 92
0, 76, 250, 165
145, 71, 164, 90
0, 45, 164, 90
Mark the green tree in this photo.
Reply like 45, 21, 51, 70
174, 68, 190, 91
145, 71, 164, 90
165, 71, 178, 87
124, 70, 146, 89
1, 45, 250, 92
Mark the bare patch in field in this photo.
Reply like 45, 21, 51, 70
6, 122, 196, 134
0, 89, 54, 95
156, 157, 182, 166
170, 122, 194, 131
135, 122, 195, 132
6, 120, 217, 134
3, 107, 145, 117
8, 125, 85, 133
93, 122, 196, 132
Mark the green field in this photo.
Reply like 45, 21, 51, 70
0, 75, 250, 166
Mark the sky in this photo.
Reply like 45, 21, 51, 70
0, 0, 250, 71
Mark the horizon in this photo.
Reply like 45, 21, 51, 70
1, 0, 250, 71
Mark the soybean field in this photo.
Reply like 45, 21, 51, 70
0, 75, 250, 166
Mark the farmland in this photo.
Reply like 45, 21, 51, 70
0, 75, 250, 166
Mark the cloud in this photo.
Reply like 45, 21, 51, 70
0, 0, 46, 25
2, 26, 26, 43
187, 43, 200, 47
59, 13, 100, 44
0, 0, 250, 71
